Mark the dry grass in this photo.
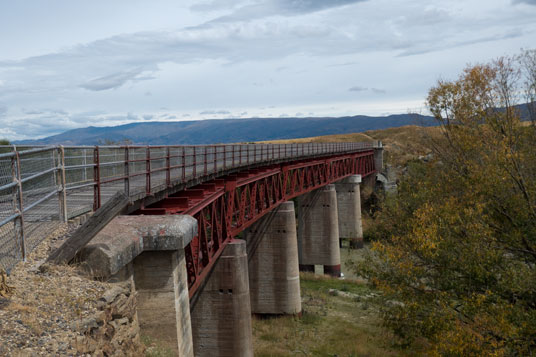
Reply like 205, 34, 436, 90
262, 125, 442, 166
5, 302, 37, 314
252, 271, 421, 357
261, 132, 375, 144
0, 269, 14, 298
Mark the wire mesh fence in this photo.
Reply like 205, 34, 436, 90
0, 141, 380, 273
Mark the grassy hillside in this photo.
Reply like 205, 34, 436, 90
16, 114, 437, 146
253, 271, 422, 356
263, 125, 442, 166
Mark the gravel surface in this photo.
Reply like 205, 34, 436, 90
0, 221, 116, 356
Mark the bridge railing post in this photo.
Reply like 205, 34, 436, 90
214, 146, 218, 174
181, 147, 186, 182
166, 146, 171, 188
93, 146, 101, 210
57, 145, 68, 223
203, 146, 207, 176
124, 146, 130, 196
231, 145, 235, 168
223, 145, 227, 171
145, 147, 151, 195
193, 146, 197, 178
11, 148, 26, 261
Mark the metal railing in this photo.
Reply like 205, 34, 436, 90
0, 141, 379, 272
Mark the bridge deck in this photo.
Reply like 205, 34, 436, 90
0, 142, 379, 273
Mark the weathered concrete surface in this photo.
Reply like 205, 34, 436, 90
133, 250, 193, 356
297, 185, 341, 276
191, 239, 253, 357
79, 215, 197, 278
335, 175, 363, 249
245, 201, 301, 315
374, 145, 384, 172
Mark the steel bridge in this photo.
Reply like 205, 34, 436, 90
0, 142, 380, 290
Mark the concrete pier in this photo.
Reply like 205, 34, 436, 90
80, 215, 198, 356
335, 175, 364, 249
297, 185, 341, 277
134, 250, 193, 356
245, 201, 301, 315
374, 142, 384, 172
191, 239, 253, 357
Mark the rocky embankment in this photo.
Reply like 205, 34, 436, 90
0, 222, 145, 356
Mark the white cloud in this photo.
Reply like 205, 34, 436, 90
0, 0, 534, 140
200, 110, 232, 115
80, 68, 156, 91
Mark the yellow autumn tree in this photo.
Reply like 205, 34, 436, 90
359, 50, 536, 356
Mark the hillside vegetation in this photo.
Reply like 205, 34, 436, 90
16, 114, 437, 146
253, 272, 421, 357
264, 50, 536, 356
360, 51, 536, 355
264, 125, 442, 166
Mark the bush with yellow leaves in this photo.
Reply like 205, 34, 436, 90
359, 50, 536, 356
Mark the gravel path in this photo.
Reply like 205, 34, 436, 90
0, 222, 116, 356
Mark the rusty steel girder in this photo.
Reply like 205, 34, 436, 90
133, 150, 376, 297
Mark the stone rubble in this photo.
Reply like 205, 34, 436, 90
0, 220, 145, 356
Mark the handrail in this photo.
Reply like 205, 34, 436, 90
0, 141, 381, 273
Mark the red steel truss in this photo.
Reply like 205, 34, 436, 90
133, 150, 376, 297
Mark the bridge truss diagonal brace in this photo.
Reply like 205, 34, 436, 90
131, 149, 377, 298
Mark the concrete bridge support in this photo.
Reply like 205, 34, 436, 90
297, 185, 341, 277
374, 142, 384, 173
190, 239, 253, 357
133, 250, 193, 356
334, 175, 364, 249
245, 201, 301, 315
79, 215, 198, 356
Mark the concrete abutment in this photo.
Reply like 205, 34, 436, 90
80, 215, 197, 356
134, 250, 193, 356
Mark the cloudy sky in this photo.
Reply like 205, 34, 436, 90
0, 0, 535, 140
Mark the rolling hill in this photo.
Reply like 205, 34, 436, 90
16, 114, 437, 145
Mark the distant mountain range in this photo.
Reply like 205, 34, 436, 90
16, 114, 438, 145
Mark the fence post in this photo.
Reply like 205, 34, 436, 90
146, 147, 151, 195
124, 147, 130, 196
191, 146, 196, 178
233, 145, 236, 167
11, 147, 26, 260
180, 147, 184, 182
166, 146, 171, 188
83, 148, 87, 182
93, 146, 101, 210
213, 147, 217, 174
58, 146, 68, 222
223, 145, 227, 170
204, 146, 208, 176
